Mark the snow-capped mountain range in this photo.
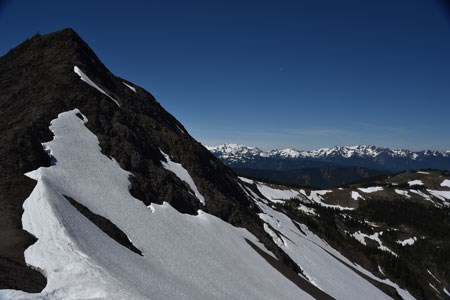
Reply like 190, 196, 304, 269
207, 143, 450, 172
207, 143, 450, 161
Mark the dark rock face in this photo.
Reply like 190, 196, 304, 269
0, 29, 298, 291
65, 196, 143, 256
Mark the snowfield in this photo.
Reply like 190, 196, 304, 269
408, 180, 424, 186
256, 202, 413, 300
0, 109, 314, 300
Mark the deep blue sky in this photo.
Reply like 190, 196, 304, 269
1, 0, 450, 150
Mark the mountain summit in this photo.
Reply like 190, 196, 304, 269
0, 29, 442, 299
0, 29, 290, 297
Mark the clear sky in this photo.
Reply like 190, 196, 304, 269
1, 0, 450, 151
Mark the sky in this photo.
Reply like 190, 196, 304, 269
1, 0, 450, 151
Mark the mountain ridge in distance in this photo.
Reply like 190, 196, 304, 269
206, 143, 450, 160
208, 143, 450, 172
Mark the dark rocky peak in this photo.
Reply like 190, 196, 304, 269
1, 27, 256, 223
2, 29, 300, 292
3, 28, 109, 84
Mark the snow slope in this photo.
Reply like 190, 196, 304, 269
257, 202, 413, 300
0, 109, 312, 300
234, 181, 415, 300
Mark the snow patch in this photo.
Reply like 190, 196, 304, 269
122, 82, 136, 93
239, 176, 255, 184
238, 181, 265, 204
426, 190, 450, 205
408, 180, 424, 186
256, 183, 300, 203
417, 171, 430, 174
358, 186, 384, 193
308, 190, 332, 202
297, 204, 317, 216
352, 231, 369, 245
351, 231, 397, 256
263, 223, 286, 247
378, 265, 385, 276
409, 189, 433, 202
365, 220, 379, 228
440, 179, 450, 188
351, 191, 365, 200
429, 283, 439, 294
395, 189, 411, 198
301, 189, 354, 210
73, 66, 120, 107
160, 150, 206, 205
396, 237, 417, 246
176, 125, 186, 134
428, 269, 441, 283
